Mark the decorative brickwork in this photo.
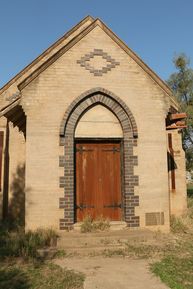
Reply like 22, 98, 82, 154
77, 49, 120, 76
59, 88, 139, 230
59, 177, 65, 188
59, 156, 65, 167
59, 197, 65, 209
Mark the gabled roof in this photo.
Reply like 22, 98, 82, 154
0, 96, 21, 117
0, 15, 179, 109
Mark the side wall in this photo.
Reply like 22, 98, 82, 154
8, 123, 26, 224
168, 130, 187, 216
0, 117, 7, 219
0, 117, 25, 223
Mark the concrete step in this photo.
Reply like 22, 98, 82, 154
58, 241, 125, 250
61, 245, 126, 256
57, 229, 160, 251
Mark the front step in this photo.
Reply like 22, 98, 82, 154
57, 229, 161, 255
60, 245, 126, 256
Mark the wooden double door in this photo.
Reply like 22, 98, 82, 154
76, 141, 122, 221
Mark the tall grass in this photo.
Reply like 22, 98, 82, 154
0, 227, 58, 259
151, 196, 193, 289
170, 195, 193, 234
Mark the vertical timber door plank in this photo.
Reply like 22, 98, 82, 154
76, 143, 98, 221
100, 143, 121, 220
76, 142, 121, 222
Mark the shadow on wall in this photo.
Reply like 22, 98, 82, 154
9, 164, 25, 228
167, 151, 177, 171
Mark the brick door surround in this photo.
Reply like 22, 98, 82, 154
59, 88, 139, 229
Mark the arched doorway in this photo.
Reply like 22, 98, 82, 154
75, 104, 123, 221
59, 88, 139, 229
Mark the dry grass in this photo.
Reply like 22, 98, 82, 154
151, 196, 193, 289
0, 227, 84, 289
0, 261, 84, 289
0, 227, 58, 259
80, 215, 110, 233
170, 196, 193, 234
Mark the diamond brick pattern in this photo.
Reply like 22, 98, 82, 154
77, 49, 120, 76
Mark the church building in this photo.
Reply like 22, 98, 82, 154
0, 16, 187, 231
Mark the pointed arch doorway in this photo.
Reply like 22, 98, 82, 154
59, 88, 139, 230
75, 104, 123, 221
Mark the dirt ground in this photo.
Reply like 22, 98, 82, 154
55, 256, 169, 289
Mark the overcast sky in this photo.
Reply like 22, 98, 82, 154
0, 0, 193, 88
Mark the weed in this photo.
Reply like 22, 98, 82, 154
170, 216, 188, 234
187, 183, 193, 198
126, 243, 159, 258
93, 216, 110, 232
54, 250, 67, 258
80, 215, 110, 233
151, 256, 193, 289
150, 195, 193, 289
80, 215, 93, 233
187, 197, 193, 219
100, 238, 112, 245
104, 243, 162, 259
103, 248, 126, 257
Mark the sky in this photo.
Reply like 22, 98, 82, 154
0, 0, 193, 88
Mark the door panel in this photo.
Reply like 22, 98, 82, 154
76, 142, 121, 221
100, 143, 121, 220
76, 144, 97, 221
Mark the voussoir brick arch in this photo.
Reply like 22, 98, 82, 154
59, 88, 139, 230
59, 87, 138, 138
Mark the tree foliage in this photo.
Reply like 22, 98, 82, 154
167, 54, 193, 171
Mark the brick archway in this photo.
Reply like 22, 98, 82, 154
59, 88, 139, 229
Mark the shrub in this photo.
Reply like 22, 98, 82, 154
0, 227, 58, 259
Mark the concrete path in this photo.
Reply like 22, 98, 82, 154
55, 257, 169, 289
